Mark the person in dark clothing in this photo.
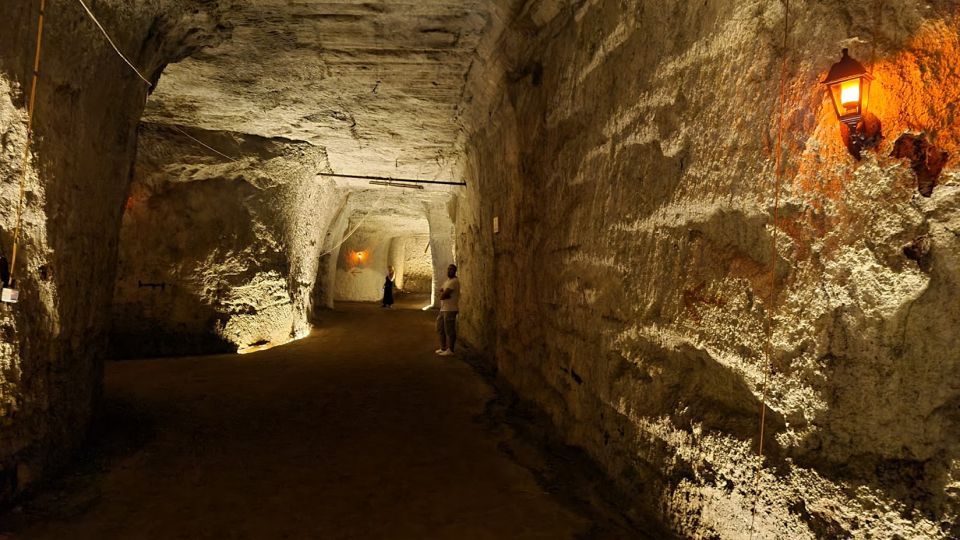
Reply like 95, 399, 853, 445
381, 265, 395, 308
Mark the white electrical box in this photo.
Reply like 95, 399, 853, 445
1, 288, 19, 304
493, 216, 500, 234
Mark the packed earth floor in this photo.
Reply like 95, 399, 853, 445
0, 296, 662, 539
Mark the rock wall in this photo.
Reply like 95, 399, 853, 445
333, 192, 451, 303
335, 233, 433, 299
335, 227, 394, 303
456, 1, 960, 538
0, 0, 225, 503
110, 124, 344, 357
312, 198, 351, 312
400, 235, 433, 293
426, 199, 457, 306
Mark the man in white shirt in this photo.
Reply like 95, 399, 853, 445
435, 264, 460, 356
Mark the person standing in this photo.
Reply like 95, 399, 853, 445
381, 265, 395, 308
435, 264, 459, 356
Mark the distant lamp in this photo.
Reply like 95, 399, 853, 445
349, 250, 369, 266
823, 48, 880, 159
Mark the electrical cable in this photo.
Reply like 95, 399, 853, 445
171, 125, 239, 162
319, 172, 464, 186
8, 0, 46, 286
77, 0, 247, 163
319, 187, 390, 259
749, 0, 790, 537
75, 0, 247, 163
75, 0, 153, 87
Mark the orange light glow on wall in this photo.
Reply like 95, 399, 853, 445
348, 250, 370, 266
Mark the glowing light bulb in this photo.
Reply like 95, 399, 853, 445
840, 79, 860, 108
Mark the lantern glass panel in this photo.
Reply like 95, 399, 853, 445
828, 77, 866, 122
840, 80, 860, 107
859, 76, 870, 114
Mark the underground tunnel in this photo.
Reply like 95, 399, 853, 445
1, 0, 959, 538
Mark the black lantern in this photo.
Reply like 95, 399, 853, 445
823, 48, 880, 158
823, 48, 871, 126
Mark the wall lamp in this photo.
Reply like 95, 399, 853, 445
349, 250, 369, 266
823, 48, 881, 159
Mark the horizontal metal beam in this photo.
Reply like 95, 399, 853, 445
369, 180, 424, 190
319, 172, 466, 186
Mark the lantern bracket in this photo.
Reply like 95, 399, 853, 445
841, 113, 882, 160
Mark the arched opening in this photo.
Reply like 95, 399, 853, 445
328, 190, 453, 309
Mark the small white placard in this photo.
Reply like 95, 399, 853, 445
493, 216, 500, 234
1, 288, 19, 304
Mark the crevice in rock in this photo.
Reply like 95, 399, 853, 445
892, 133, 950, 197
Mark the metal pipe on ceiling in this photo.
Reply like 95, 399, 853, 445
369, 180, 424, 190
318, 172, 467, 186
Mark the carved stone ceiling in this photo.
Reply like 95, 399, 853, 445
144, 0, 494, 182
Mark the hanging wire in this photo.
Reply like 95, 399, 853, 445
749, 0, 790, 537
75, 0, 153, 87
68, 0, 432, 276
76, 0, 247, 164
172, 125, 239, 162
319, 187, 390, 258
9, 0, 47, 285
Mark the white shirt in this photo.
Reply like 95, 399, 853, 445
440, 277, 460, 312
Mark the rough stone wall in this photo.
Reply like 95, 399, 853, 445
110, 124, 343, 356
401, 235, 433, 293
333, 192, 450, 303
335, 227, 394, 303
456, 1, 960, 538
388, 237, 407, 290
313, 198, 351, 312
141, 0, 501, 181
0, 0, 225, 503
426, 199, 457, 306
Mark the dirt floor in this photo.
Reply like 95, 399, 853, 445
0, 295, 665, 539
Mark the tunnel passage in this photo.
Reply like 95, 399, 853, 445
332, 191, 453, 305
333, 223, 431, 303
110, 141, 458, 357
2, 0, 960, 539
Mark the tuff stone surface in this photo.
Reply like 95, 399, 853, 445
455, 1, 960, 538
111, 123, 344, 356
1, 0, 957, 537
144, 0, 500, 181
398, 235, 433, 293
0, 0, 227, 502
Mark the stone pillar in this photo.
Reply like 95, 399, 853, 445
314, 198, 351, 311
388, 237, 407, 290
424, 197, 456, 308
